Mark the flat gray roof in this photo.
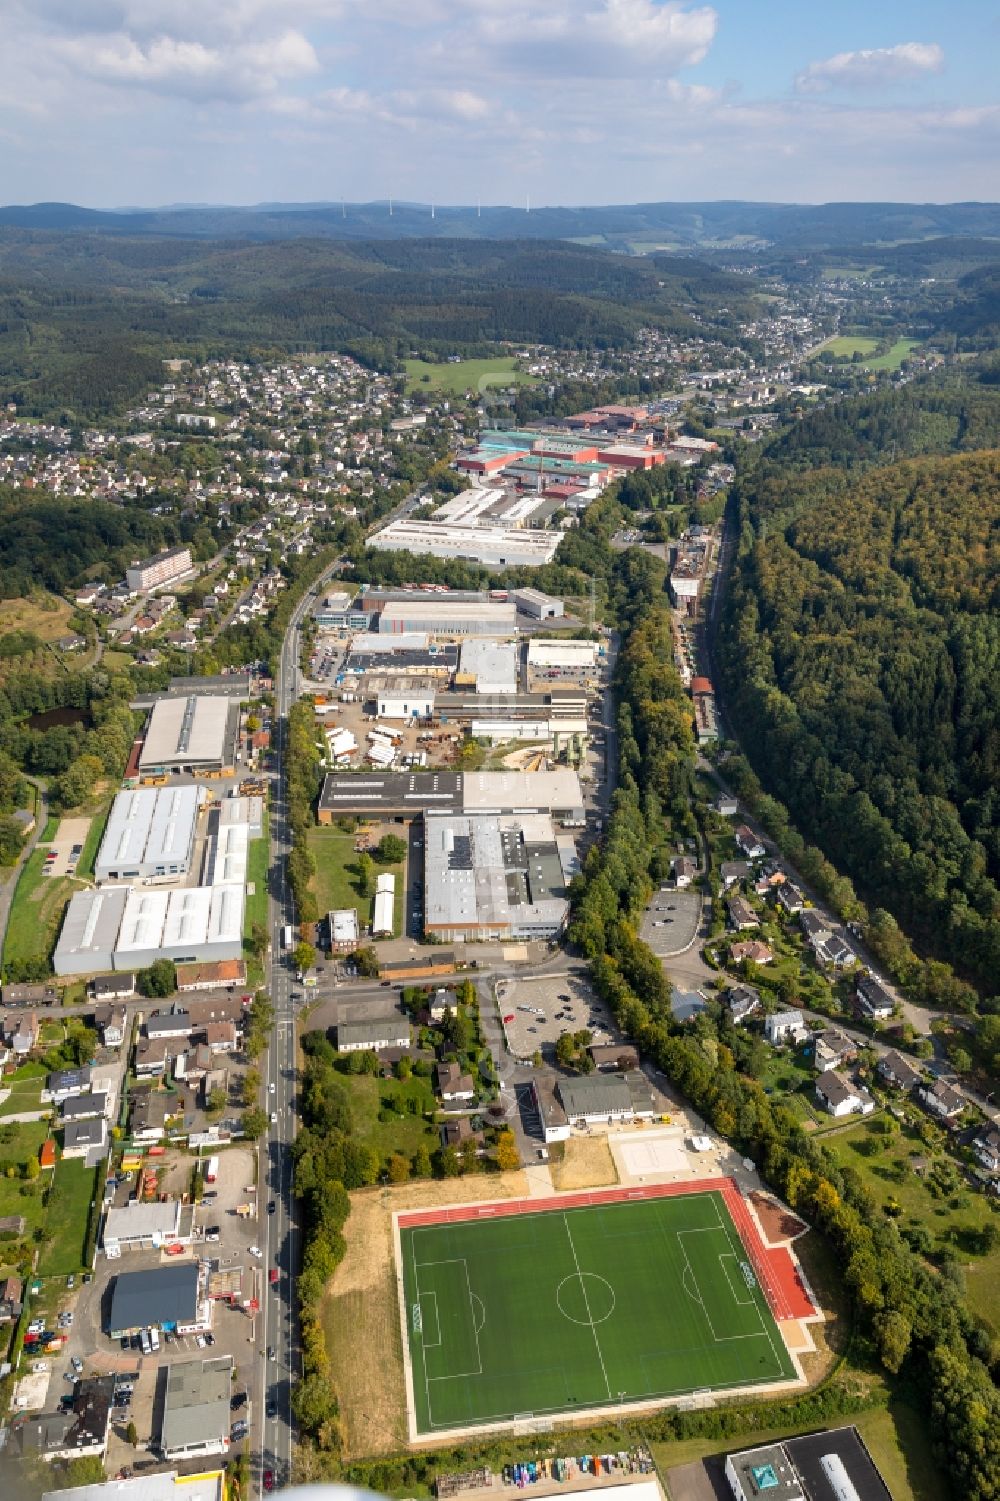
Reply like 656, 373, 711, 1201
320, 770, 463, 816
104, 1199, 182, 1244
161, 1357, 232, 1454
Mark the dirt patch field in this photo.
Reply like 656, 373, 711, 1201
750, 1191, 807, 1243
322, 1170, 528, 1457
0, 594, 75, 644
549, 1136, 619, 1191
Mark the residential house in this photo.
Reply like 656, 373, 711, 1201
10, 1375, 114, 1463
336, 1016, 410, 1054
2, 984, 58, 1008
855, 973, 895, 1021
734, 825, 765, 859
2, 1011, 39, 1059
726, 985, 762, 1025
427, 989, 455, 1023
146, 1010, 194, 1041
813, 1028, 858, 1073
0, 1273, 23, 1323
94, 1005, 128, 1048
129, 1089, 172, 1141
589, 1044, 640, 1072
815, 1071, 875, 1118
775, 881, 805, 915
715, 795, 738, 817
135, 1036, 189, 1078
730, 940, 773, 966
91, 973, 136, 1002
799, 908, 855, 968
175, 960, 247, 992
918, 1078, 965, 1122
972, 1126, 1000, 1173
62, 1092, 107, 1124
764, 1009, 808, 1045
63, 1118, 109, 1161
876, 1050, 922, 1093
44, 1067, 93, 1104
671, 855, 697, 889
720, 861, 750, 890
441, 1117, 481, 1150
436, 1061, 476, 1103
200, 1023, 237, 1055
727, 895, 759, 931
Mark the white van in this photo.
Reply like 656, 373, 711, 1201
149, 1328, 160, 1352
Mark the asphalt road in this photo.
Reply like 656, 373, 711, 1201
255, 558, 342, 1494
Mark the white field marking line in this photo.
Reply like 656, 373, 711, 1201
562, 1214, 612, 1402
719, 1252, 754, 1307
415, 1269, 434, 1431
711, 1192, 785, 1323
420, 1290, 442, 1348
708, 1196, 786, 1376
675, 1232, 768, 1346
419, 1258, 484, 1383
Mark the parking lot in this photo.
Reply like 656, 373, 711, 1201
497, 970, 618, 1062
640, 886, 702, 957
41, 1147, 261, 1459
42, 815, 91, 880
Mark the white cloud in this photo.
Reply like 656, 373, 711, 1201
54, 26, 319, 100
796, 42, 944, 94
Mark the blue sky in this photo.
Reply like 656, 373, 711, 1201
2, 0, 998, 207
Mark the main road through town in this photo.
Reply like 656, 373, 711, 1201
256, 558, 342, 1494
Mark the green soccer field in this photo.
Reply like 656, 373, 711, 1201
399, 1193, 797, 1433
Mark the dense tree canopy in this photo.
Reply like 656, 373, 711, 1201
722, 439, 1000, 1001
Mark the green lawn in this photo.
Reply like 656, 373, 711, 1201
818, 1119, 1000, 1332
76, 797, 112, 882
400, 1191, 795, 1433
37, 1158, 99, 1277
0, 1120, 51, 1236
3, 793, 111, 973
244, 814, 271, 938
0, 1078, 46, 1117
340, 1072, 438, 1158
403, 357, 538, 397
812, 335, 880, 359
243, 815, 271, 984
867, 338, 921, 370
3, 847, 71, 973
307, 829, 405, 939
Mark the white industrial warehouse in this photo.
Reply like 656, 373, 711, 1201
138, 694, 240, 774
423, 811, 571, 942
53, 797, 253, 976
377, 598, 518, 637
95, 785, 202, 884
366, 519, 563, 569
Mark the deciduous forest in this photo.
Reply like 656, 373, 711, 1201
721, 375, 1000, 1003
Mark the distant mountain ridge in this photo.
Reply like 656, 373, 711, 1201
4, 199, 1000, 250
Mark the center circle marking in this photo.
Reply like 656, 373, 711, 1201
556, 1272, 616, 1327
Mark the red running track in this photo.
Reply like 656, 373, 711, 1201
398, 1177, 816, 1324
